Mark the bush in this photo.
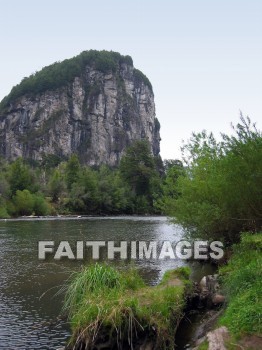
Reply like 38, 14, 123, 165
33, 194, 50, 216
162, 116, 262, 243
0, 206, 9, 218
13, 189, 34, 216
219, 233, 262, 336
12, 189, 50, 216
9, 158, 33, 196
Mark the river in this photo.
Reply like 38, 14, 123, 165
0, 216, 215, 349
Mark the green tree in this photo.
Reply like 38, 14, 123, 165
9, 158, 33, 195
120, 140, 156, 197
165, 116, 262, 243
96, 166, 134, 214
0, 196, 9, 218
0, 205, 9, 218
41, 154, 63, 170
33, 194, 50, 216
48, 169, 65, 202
69, 167, 99, 213
155, 160, 185, 214
13, 190, 34, 216
65, 154, 80, 190
0, 174, 9, 198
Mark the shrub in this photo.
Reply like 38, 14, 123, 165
33, 194, 50, 216
0, 206, 9, 218
219, 233, 262, 336
162, 116, 262, 243
13, 189, 34, 216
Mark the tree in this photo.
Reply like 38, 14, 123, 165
65, 154, 80, 190
33, 194, 50, 216
165, 116, 262, 243
68, 167, 99, 213
13, 190, 34, 216
0, 174, 9, 198
120, 140, 156, 197
9, 158, 33, 195
96, 166, 134, 214
155, 160, 185, 214
48, 169, 65, 202
41, 154, 63, 170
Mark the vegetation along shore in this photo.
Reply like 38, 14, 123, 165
59, 116, 261, 349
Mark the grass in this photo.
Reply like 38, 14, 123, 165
197, 340, 209, 350
64, 264, 191, 349
219, 232, 262, 337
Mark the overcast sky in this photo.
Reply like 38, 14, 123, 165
1, 0, 261, 159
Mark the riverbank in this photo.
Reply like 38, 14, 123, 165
191, 232, 262, 350
1, 216, 260, 348
62, 232, 262, 350
64, 264, 192, 350
0, 213, 166, 222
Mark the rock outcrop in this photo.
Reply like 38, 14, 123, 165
198, 274, 225, 308
0, 51, 160, 165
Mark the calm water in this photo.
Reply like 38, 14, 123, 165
0, 216, 213, 350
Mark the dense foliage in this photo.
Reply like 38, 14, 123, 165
219, 233, 262, 336
0, 50, 152, 112
158, 116, 262, 243
0, 140, 163, 217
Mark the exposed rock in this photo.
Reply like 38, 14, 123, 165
0, 52, 160, 166
212, 293, 225, 305
199, 274, 220, 295
206, 326, 229, 350
193, 326, 229, 350
199, 274, 224, 308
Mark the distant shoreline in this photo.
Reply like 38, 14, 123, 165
0, 214, 167, 222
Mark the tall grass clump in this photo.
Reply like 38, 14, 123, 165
63, 264, 190, 350
219, 233, 262, 336
64, 264, 123, 316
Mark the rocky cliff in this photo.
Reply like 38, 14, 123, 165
0, 50, 160, 166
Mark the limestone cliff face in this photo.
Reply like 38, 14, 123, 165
0, 53, 160, 166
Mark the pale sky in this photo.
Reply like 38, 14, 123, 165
0, 0, 261, 159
